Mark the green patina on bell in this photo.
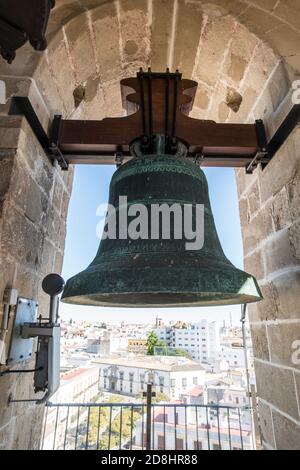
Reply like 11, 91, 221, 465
62, 137, 263, 308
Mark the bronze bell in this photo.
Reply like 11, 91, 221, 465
62, 137, 262, 308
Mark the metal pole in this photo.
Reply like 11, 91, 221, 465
241, 304, 257, 450
146, 383, 152, 450
241, 304, 251, 405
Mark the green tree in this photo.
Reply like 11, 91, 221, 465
174, 348, 193, 360
146, 332, 159, 355
136, 390, 170, 403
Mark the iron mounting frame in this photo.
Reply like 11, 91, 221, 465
9, 91, 300, 174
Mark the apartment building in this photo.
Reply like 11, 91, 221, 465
95, 356, 205, 399
127, 338, 148, 354
154, 320, 221, 364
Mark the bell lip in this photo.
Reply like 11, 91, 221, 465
61, 266, 263, 308
61, 291, 263, 308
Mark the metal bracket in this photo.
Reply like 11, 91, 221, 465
9, 97, 68, 171
246, 120, 269, 174
247, 106, 300, 173
8, 94, 300, 174
5, 274, 65, 405
266, 104, 300, 166
115, 150, 124, 168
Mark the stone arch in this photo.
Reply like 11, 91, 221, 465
0, 0, 299, 450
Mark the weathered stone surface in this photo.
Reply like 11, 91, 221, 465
287, 164, 300, 223
0, 113, 69, 449
259, 136, 298, 203
289, 219, 300, 260
194, 15, 234, 86
0, 374, 16, 430
250, 281, 279, 322
0, 151, 14, 200
272, 410, 300, 450
14, 265, 40, 300
257, 400, 275, 449
52, 175, 64, 214
10, 405, 45, 450
241, 203, 274, 255
120, 0, 150, 67
247, 181, 261, 217
226, 88, 243, 113
264, 229, 299, 274
91, 3, 121, 83
267, 323, 300, 370
244, 249, 265, 281
271, 186, 291, 231
1, 203, 43, 270
224, 23, 258, 85
151, 0, 173, 71
295, 372, 300, 411
230, 87, 258, 123
235, 168, 257, 199
64, 13, 96, 84
239, 6, 283, 40
272, 270, 300, 320
268, 61, 291, 110
0, 421, 15, 450
173, 0, 203, 77
266, 24, 300, 72
46, 30, 77, 116
255, 361, 299, 420
251, 324, 270, 361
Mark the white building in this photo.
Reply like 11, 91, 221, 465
50, 366, 100, 404
95, 356, 206, 399
43, 367, 101, 450
216, 346, 253, 370
135, 405, 253, 450
86, 331, 128, 356
154, 320, 221, 364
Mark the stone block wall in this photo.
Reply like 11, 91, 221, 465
236, 125, 300, 450
0, 93, 73, 449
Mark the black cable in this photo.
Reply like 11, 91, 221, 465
0, 366, 43, 377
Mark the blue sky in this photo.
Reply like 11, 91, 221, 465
59, 165, 244, 326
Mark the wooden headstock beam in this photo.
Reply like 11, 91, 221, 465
56, 70, 261, 169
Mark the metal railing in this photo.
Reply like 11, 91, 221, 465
42, 389, 254, 451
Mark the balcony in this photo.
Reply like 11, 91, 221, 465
42, 402, 254, 451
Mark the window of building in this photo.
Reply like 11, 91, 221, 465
148, 372, 155, 384
159, 376, 164, 393
213, 444, 221, 450
171, 379, 176, 388
182, 378, 187, 388
176, 438, 184, 450
194, 441, 202, 450
193, 377, 198, 386
157, 435, 165, 450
